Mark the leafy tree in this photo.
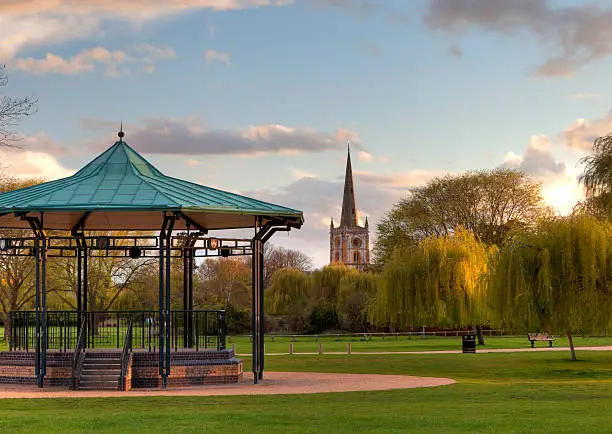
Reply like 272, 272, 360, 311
489, 216, 612, 360
371, 229, 495, 336
0, 65, 37, 147
337, 271, 378, 332
310, 263, 352, 303
374, 169, 550, 264
265, 268, 312, 333
47, 232, 155, 312
0, 177, 45, 340
266, 268, 311, 315
579, 133, 612, 218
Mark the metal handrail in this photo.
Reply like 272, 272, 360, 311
71, 317, 86, 390
120, 318, 133, 391
10, 310, 226, 352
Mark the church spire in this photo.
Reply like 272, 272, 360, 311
340, 141, 358, 227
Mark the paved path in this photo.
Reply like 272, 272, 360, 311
0, 372, 455, 399
237, 345, 612, 356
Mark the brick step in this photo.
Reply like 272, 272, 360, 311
83, 363, 121, 369
81, 373, 120, 380
81, 368, 121, 375
83, 358, 121, 364
78, 384, 119, 390
79, 378, 119, 384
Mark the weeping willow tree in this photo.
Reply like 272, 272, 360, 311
337, 271, 378, 332
579, 134, 612, 217
489, 216, 612, 360
265, 268, 312, 332
371, 228, 495, 335
266, 268, 312, 315
310, 263, 352, 303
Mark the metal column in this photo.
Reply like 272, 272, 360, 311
165, 217, 175, 383
251, 220, 290, 384
24, 214, 47, 388
158, 214, 175, 389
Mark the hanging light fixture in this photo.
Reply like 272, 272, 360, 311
96, 236, 110, 249
0, 238, 11, 251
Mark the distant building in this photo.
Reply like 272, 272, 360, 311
329, 145, 370, 270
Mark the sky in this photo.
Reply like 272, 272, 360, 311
1, 0, 612, 267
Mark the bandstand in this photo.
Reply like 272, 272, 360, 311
0, 131, 303, 390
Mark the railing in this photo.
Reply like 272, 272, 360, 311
71, 317, 86, 390
10, 310, 226, 352
235, 329, 512, 343
120, 318, 133, 391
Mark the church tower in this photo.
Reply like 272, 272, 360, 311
330, 144, 370, 270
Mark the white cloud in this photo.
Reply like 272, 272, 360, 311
0, 151, 74, 180
248, 168, 444, 267
570, 92, 602, 101
133, 44, 175, 61
19, 132, 71, 155
357, 151, 374, 162
0, 132, 74, 179
205, 49, 231, 65
501, 134, 583, 215
424, 0, 612, 77
289, 167, 316, 179
82, 116, 363, 157
355, 169, 445, 189
0, 0, 292, 60
563, 112, 612, 151
501, 134, 566, 177
13, 45, 174, 77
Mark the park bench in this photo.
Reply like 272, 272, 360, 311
527, 332, 554, 348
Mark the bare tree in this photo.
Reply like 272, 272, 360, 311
264, 244, 313, 288
197, 257, 251, 308
0, 65, 38, 147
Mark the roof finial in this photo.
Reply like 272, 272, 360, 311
347, 138, 350, 154
118, 121, 125, 141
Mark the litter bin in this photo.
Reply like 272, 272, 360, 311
462, 334, 476, 353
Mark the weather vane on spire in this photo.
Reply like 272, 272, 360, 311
118, 121, 125, 141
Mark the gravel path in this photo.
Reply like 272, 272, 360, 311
0, 372, 454, 399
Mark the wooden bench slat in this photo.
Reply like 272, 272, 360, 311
527, 333, 554, 348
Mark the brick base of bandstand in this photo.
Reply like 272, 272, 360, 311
0, 349, 242, 390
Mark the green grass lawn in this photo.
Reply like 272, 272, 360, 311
229, 334, 612, 354
1, 350, 612, 432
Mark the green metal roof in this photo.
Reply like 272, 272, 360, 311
0, 138, 304, 231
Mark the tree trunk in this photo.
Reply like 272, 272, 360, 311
567, 332, 577, 361
2, 312, 11, 346
476, 325, 486, 346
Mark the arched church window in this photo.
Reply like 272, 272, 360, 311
353, 252, 360, 263
352, 238, 361, 248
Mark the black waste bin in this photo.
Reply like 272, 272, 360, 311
462, 334, 476, 353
